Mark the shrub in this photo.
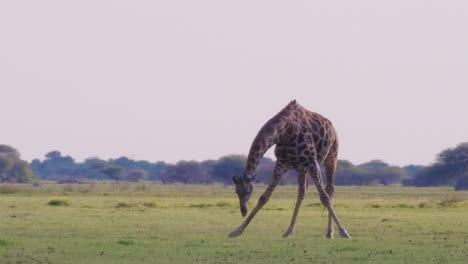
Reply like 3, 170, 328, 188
135, 184, 149, 192
216, 201, 233, 207
418, 202, 432, 208
189, 203, 213, 208
438, 196, 466, 207
117, 240, 134, 245
143, 202, 157, 208
48, 200, 70, 206
115, 202, 133, 208
0, 239, 8, 247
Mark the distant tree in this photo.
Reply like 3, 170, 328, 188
80, 157, 108, 180
100, 165, 126, 183
38, 151, 78, 180
10, 160, 35, 183
200, 159, 216, 180
358, 160, 389, 169
0, 145, 35, 183
147, 161, 167, 181
211, 155, 246, 184
126, 169, 148, 182
455, 170, 468, 191
29, 159, 43, 177
87, 158, 126, 183
85, 158, 108, 170
134, 160, 153, 171
159, 161, 209, 184
45, 151, 62, 160
110, 156, 134, 168
356, 160, 406, 185
0, 155, 16, 182
403, 165, 424, 178
404, 142, 468, 187
403, 165, 452, 186
376, 166, 407, 186
335, 160, 374, 185
0, 145, 19, 158
436, 142, 468, 178
109, 157, 154, 172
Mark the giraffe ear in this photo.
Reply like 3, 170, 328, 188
232, 176, 241, 184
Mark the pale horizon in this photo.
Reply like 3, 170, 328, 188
1, 1, 467, 167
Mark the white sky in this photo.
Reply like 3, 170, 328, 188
1, 1, 467, 166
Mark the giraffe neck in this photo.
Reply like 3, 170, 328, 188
243, 118, 284, 178
242, 100, 299, 179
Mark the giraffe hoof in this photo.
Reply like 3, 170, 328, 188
282, 228, 294, 238
339, 228, 351, 239
228, 228, 244, 238
326, 231, 334, 239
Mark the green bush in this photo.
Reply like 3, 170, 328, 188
117, 240, 134, 245
115, 202, 133, 208
48, 200, 70, 206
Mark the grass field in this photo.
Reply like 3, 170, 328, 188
1, 182, 468, 264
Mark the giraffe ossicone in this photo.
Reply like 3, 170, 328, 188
230, 100, 351, 239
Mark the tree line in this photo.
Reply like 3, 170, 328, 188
402, 142, 468, 190
1, 142, 467, 190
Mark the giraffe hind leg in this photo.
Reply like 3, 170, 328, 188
324, 141, 338, 238
309, 159, 351, 239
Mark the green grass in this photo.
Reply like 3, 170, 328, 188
1, 183, 468, 263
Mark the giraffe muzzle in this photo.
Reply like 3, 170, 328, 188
240, 202, 248, 217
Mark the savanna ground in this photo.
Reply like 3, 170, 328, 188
1, 182, 468, 264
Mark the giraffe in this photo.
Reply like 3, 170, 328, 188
229, 100, 351, 239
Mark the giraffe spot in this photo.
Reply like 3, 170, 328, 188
297, 144, 307, 153
319, 127, 325, 137
315, 140, 322, 150
312, 122, 318, 132
297, 134, 305, 143
313, 134, 320, 143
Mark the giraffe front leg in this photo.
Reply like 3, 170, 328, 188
228, 226, 245, 237
228, 191, 271, 237
283, 172, 306, 238
229, 163, 286, 238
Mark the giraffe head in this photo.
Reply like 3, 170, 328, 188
232, 175, 255, 217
